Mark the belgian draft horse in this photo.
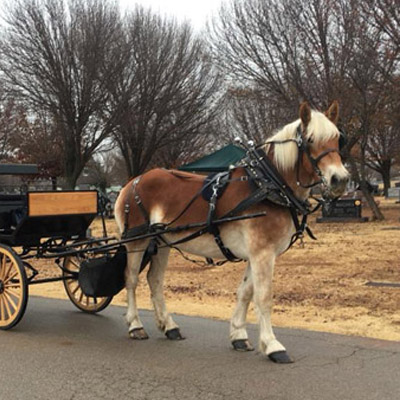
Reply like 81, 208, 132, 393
114, 102, 349, 363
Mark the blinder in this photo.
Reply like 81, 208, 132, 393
338, 129, 347, 151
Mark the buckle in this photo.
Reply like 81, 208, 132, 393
295, 136, 303, 147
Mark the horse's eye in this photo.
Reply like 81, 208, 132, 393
307, 136, 314, 144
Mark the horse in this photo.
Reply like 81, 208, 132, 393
114, 101, 349, 363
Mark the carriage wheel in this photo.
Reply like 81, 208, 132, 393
62, 245, 113, 314
0, 245, 28, 330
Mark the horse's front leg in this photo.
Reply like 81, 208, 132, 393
251, 251, 293, 363
230, 263, 255, 351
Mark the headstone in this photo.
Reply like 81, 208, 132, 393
387, 187, 400, 198
316, 198, 369, 222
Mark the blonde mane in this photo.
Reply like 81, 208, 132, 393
266, 111, 340, 172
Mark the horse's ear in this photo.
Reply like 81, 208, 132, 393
299, 102, 311, 127
326, 100, 339, 125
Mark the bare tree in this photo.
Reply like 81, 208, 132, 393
108, 7, 221, 178
82, 151, 128, 190
0, 0, 125, 188
218, 88, 284, 143
0, 96, 27, 162
364, 0, 400, 48
362, 82, 400, 196
361, 0, 400, 196
9, 111, 64, 189
210, 0, 400, 219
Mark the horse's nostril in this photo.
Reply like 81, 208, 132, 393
331, 174, 339, 186
330, 174, 349, 190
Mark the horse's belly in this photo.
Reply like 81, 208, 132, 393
165, 229, 248, 260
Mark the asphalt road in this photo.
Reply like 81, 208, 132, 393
0, 297, 399, 400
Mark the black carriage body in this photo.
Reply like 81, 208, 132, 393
0, 191, 98, 246
0, 165, 124, 330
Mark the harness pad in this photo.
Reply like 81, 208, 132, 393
201, 171, 231, 202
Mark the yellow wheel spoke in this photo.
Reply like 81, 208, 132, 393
4, 271, 18, 285
5, 288, 21, 298
71, 282, 80, 295
0, 296, 6, 320
70, 259, 80, 269
4, 283, 21, 289
3, 291, 17, 312
1, 257, 11, 281
65, 258, 80, 271
3, 292, 13, 317
0, 255, 6, 279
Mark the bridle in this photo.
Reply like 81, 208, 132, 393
264, 124, 346, 190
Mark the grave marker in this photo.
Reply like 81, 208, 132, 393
316, 198, 369, 222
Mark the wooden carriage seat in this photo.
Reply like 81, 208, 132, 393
0, 191, 98, 237
28, 191, 98, 217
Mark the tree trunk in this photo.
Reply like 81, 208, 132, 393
358, 180, 384, 220
381, 160, 391, 198
348, 155, 384, 221
63, 166, 83, 190
51, 176, 57, 191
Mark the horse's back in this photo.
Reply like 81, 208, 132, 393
115, 168, 207, 230
115, 167, 254, 232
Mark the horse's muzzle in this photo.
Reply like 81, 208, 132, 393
328, 173, 349, 198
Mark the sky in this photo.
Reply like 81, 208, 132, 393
120, 0, 223, 30
0, 0, 224, 31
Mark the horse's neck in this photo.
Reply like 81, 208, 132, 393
281, 168, 311, 201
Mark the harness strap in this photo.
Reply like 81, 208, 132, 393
206, 174, 241, 262
223, 185, 270, 218
249, 148, 310, 214
132, 177, 150, 225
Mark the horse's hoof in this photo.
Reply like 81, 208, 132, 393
268, 351, 293, 364
165, 328, 185, 340
232, 339, 254, 352
129, 328, 149, 340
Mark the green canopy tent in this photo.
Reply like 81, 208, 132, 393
179, 144, 246, 173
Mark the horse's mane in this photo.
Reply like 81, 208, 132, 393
266, 111, 340, 172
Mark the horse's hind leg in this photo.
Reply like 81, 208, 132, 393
125, 246, 149, 340
147, 247, 184, 340
230, 263, 254, 351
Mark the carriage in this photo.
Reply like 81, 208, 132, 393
0, 163, 124, 330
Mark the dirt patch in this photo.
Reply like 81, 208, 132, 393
29, 197, 400, 341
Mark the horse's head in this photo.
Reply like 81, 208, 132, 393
298, 101, 349, 199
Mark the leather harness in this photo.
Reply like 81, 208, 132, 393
122, 124, 343, 269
